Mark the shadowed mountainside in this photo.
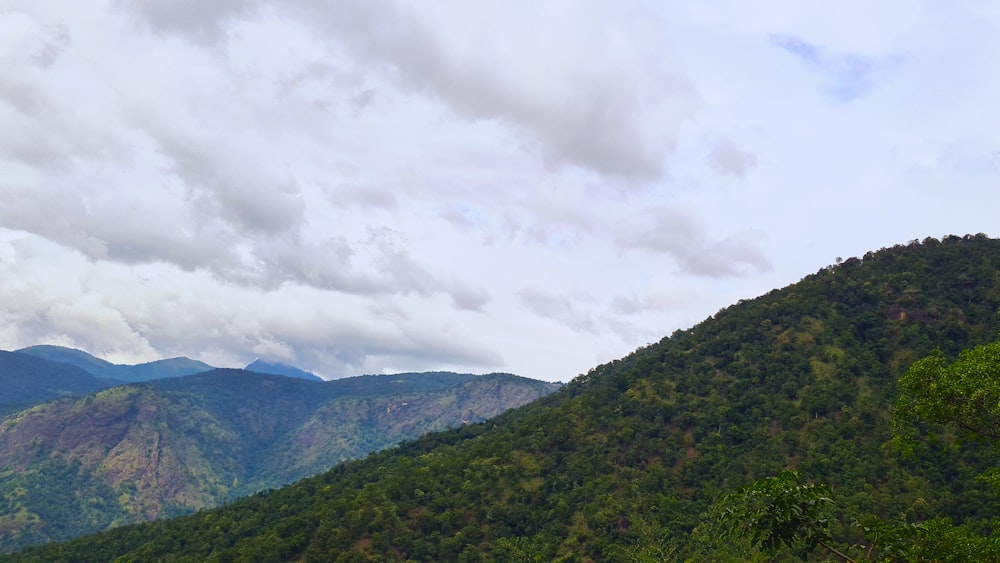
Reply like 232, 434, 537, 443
0, 352, 116, 418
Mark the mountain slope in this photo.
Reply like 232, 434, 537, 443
263, 373, 561, 485
0, 351, 116, 418
0, 370, 558, 552
15, 235, 1000, 561
244, 359, 324, 381
15, 346, 214, 383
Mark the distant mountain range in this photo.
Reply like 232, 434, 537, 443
15, 345, 330, 384
16, 345, 214, 384
0, 348, 560, 552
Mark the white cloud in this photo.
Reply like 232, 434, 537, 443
707, 139, 758, 179
1, 2, 998, 381
620, 208, 771, 277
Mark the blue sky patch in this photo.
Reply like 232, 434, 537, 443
769, 33, 884, 102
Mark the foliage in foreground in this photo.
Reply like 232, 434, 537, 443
714, 470, 1000, 562
717, 338, 1000, 561
717, 471, 842, 559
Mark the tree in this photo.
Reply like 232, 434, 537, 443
716, 470, 854, 561
892, 340, 1000, 486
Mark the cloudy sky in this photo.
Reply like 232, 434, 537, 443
1, 1, 998, 381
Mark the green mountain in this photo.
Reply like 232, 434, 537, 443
244, 359, 324, 382
0, 352, 116, 418
12, 234, 1000, 562
15, 346, 214, 384
0, 369, 559, 552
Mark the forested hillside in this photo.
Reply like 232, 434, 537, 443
11, 235, 1000, 561
0, 370, 558, 552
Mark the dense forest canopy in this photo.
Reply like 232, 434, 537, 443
10, 234, 1000, 562
712, 335, 1000, 562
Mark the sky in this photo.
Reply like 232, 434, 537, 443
1, 1, 999, 382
